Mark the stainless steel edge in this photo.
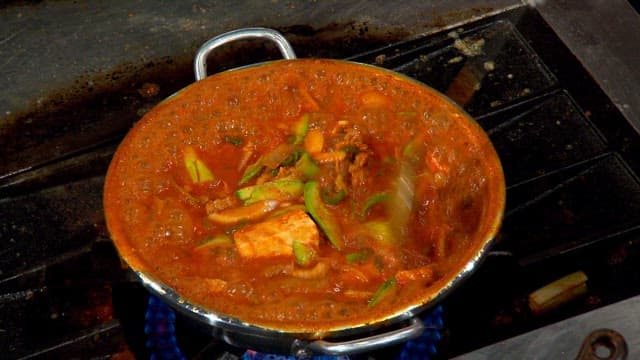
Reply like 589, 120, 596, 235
452, 294, 640, 359
305, 318, 425, 356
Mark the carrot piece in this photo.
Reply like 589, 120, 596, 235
360, 91, 392, 108
303, 129, 324, 154
395, 265, 435, 286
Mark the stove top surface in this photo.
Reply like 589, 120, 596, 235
1, 4, 640, 360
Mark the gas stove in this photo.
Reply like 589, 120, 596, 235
1, 1, 640, 359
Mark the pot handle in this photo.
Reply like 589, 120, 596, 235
295, 317, 425, 357
193, 27, 297, 81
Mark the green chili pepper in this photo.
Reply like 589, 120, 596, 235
346, 248, 373, 264
295, 152, 319, 180
194, 234, 234, 251
236, 179, 305, 205
238, 161, 264, 185
293, 113, 310, 145
361, 192, 390, 218
362, 221, 397, 245
304, 181, 343, 250
321, 189, 347, 205
292, 240, 315, 267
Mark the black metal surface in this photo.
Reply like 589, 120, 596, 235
2, 5, 640, 360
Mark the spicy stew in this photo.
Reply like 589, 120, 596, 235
104, 59, 504, 332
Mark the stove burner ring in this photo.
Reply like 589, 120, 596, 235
144, 295, 443, 359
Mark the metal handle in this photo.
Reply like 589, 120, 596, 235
299, 318, 425, 356
193, 27, 297, 81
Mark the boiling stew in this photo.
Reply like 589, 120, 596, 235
104, 59, 504, 332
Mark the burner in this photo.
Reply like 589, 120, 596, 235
144, 295, 443, 360
145, 296, 186, 360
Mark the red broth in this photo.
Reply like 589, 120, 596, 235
104, 59, 504, 332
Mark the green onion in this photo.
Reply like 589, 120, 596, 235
368, 277, 397, 307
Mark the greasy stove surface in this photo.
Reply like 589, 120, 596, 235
2, 6, 640, 360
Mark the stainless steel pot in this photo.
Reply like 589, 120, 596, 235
108, 27, 505, 358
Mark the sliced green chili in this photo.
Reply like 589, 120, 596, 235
321, 189, 347, 205
368, 277, 397, 307
361, 192, 390, 218
346, 248, 373, 264
293, 113, 310, 145
194, 234, 234, 251
292, 240, 315, 267
362, 221, 397, 245
295, 152, 319, 180
304, 181, 343, 250
236, 179, 305, 205
280, 148, 304, 167
238, 161, 264, 185
184, 146, 216, 183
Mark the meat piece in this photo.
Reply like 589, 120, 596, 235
205, 195, 240, 214
348, 152, 369, 188
334, 126, 369, 155
233, 209, 319, 259
330, 125, 371, 189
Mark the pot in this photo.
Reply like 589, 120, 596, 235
103, 28, 505, 357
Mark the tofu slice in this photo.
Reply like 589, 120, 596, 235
233, 209, 319, 259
